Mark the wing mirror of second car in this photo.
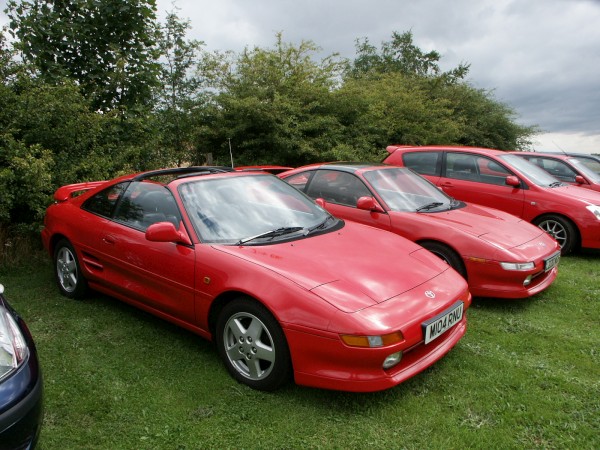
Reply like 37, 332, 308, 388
146, 222, 192, 246
505, 175, 521, 187
356, 196, 385, 213
575, 175, 587, 185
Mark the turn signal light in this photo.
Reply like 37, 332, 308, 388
341, 331, 404, 348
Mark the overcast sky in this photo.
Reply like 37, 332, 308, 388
2, 0, 599, 153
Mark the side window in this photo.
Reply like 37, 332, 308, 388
445, 153, 511, 186
114, 182, 181, 231
306, 170, 371, 206
446, 153, 481, 181
284, 172, 313, 192
82, 183, 128, 218
402, 152, 441, 176
536, 158, 577, 182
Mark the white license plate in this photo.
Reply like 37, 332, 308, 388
422, 301, 464, 344
544, 251, 561, 272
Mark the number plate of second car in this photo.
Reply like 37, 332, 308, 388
544, 251, 561, 272
422, 301, 464, 344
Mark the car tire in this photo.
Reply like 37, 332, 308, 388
420, 241, 467, 279
54, 239, 88, 299
216, 298, 291, 391
533, 215, 577, 255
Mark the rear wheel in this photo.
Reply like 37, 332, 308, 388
216, 298, 291, 391
54, 239, 87, 298
533, 215, 577, 255
420, 241, 467, 279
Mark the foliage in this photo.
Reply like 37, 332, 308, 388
346, 30, 470, 82
438, 82, 539, 150
1, 8, 540, 230
197, 33, 348, 166
6, 0, 161, 112
154, 11, 206, 165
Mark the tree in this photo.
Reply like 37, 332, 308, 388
346, 31, 470, 82
155, 11, 205, 165
197, 33, 348, 165
6, 0, 161, 112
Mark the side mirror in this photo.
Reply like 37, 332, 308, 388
315, 198, 326, 208
146, 222, 192, 246
575, 175, 586, 185
505, 175, 521, 187
356, 196, 385, 213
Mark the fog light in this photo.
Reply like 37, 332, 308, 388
383, 351, 403, 369
523, 275, 532, 287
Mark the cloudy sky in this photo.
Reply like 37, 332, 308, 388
2, 0, 599, 153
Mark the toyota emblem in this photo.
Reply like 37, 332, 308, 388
425, 291, 436, 298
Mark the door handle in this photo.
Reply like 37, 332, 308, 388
102, 235, 116, 245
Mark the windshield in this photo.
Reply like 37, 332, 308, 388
363, 167, 455, 212
568, 158, 600, 182
179, 174, 334, 244
572, 156, 600, 175
499, 154, 561, 187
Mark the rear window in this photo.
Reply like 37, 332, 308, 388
401, 152, 441, 176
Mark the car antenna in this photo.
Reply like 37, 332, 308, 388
228, 138, 234, 168
552, 140, 567, 155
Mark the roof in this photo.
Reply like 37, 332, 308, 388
386, 145, 508, 156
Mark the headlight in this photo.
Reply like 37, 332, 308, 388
500, 261, 535, 271
0, 301, 29, 381
341, 331, 404, 348
586, 205, 600, 220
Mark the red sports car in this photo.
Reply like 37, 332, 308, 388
509, 152, 600, 192
41, 167, 471, 392
280, 163, 561, 299
384, 146, 600, 255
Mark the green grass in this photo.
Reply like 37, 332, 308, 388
1, 252, 599, 449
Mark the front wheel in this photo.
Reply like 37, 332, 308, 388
54, 239, 87, 298
216, 298, 291, 391
533, 215, 577, 255
420, 241, 467, 279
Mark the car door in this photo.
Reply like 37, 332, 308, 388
96, 182, 196, 322
438, 152, 526, 218
303, 170, 392, 230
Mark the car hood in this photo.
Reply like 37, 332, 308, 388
214, 221, 454, 312
550, 184, 600, 204
419, 203, 545, 249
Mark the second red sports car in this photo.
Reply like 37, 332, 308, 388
280, 163, 561, 299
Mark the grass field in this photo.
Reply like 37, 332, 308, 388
1, 252, 599, 449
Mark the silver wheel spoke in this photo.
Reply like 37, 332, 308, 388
254, 341, 275, 363
245, 317, 263, 341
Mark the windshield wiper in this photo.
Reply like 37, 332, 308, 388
549, 181, 564, 188
416, 202, 444, 212
306, 216, 335, 234
236, 227, 304, 245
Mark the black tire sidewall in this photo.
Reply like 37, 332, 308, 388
421, 241, 467, 278
534, 215, 577, 255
